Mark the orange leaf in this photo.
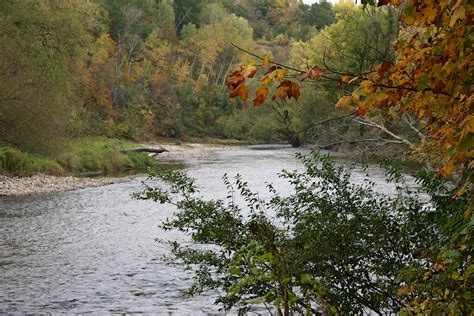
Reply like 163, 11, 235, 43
288, 81, 300, 100
253, 85, 269, 107
299, 66, 325, 81
356, 102, 367, 116
273, 86, 288, 101
243, 65, 258, 78
396, 286, 411, 298
226, 68, 245, 90
272, 80, 300, 101
438, 162, 454, 176
230, 82, 248, 101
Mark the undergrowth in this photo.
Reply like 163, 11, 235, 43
1, 137, 156, 176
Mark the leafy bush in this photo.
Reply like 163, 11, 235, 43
135, 152, 472, 314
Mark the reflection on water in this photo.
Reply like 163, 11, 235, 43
0, 145, 415, 313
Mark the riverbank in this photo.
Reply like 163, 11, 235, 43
0, 175, 135, 196
0, 142, 230, 197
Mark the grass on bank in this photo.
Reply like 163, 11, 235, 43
0, 137, 156, 177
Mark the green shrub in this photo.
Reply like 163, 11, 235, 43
135, 152, 471, 314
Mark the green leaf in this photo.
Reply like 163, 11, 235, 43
247, 296, 266, 305
418, 73, 429, 91
405, 3, 415, 17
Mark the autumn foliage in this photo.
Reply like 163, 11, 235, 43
226, 0, 473, 313
227, 0, 473, 180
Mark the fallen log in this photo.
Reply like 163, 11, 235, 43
119, 147, 169, 155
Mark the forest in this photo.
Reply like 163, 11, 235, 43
2, 0, 406, 169
0, 0, 472, 314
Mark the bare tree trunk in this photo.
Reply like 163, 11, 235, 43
187, 50, 198, 79
221, 56, 234, 88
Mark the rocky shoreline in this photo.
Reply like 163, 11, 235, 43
0, 142, 228, 197
0, 175, 135, 197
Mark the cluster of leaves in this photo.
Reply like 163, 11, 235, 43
344, 0, 474, 179
226, 57, 325, 107
135, 152, 472, 314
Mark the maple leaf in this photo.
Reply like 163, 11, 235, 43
243, 65, 258, 78
299, 66, 325, 81
275, 68, 288, 82
261, 73, 273, 85
229, 82, 248, 101
336, 96, 355, 109
377, 61, 392, 78
226, 68, 245, 90
262, 55, 270, 68
253, 85, 268, 107
396, 286, 411, 298
272, 80, 300, 101
356, 102, 367, 116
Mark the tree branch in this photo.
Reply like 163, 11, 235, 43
352, 116, 413, 147
317, 138, 405, 149
295, 111, 356, 134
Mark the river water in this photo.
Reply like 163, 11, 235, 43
0, 145, 411, 314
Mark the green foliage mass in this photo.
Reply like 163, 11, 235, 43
135, 152, 472, 314
1, 0, 346, 155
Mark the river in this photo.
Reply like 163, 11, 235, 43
0, 145, 411, 313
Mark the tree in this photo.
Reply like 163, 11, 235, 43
0, 0, 92, 154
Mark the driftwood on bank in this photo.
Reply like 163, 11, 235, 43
119, 147, 169, 155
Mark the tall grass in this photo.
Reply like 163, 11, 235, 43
0, 147, 64, 176
1, 137, 156, 176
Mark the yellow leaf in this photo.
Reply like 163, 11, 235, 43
464, 205, 472, 218
262, 55, 270, 68
336, 96, 355, 109
450, 1, 465, 27
261, 73, 273, 86
275, 69, 287, 82
341, 75, 351, 84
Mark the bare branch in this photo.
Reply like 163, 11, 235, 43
317, 138, 405, 149
352, 116, 413, 147
295, 111, 356, 134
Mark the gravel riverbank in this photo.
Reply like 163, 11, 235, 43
0, 175, 134, 196
0, 143, 228, 197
